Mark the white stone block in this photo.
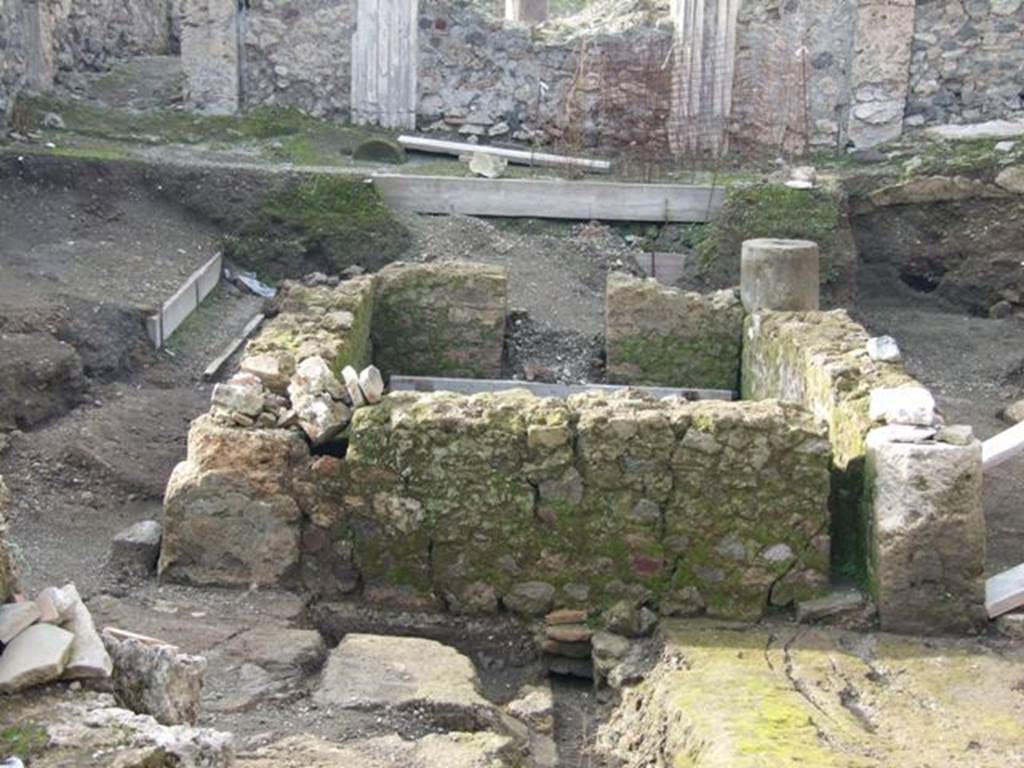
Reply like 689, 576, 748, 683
869, 387, 936, 426
866, 335, 901, 362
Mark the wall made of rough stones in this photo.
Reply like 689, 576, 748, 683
371, 261, 508, 379
243, 0, 356, 118
906, 0, 1024, 128
417, 0, 673, 151
0, 0, 29, 125
305, 391, 832, 619
605, 273, 743, 390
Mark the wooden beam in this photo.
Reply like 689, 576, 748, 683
986, 563, 1024, 618
201, 313, 265, 382
372, 175, 725, 223
397, 135, 612, 174
982, 421, 1024, 472
389, 375, 736, 401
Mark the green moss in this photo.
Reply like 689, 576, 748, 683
1, 725, 48, 757
353, 138, 406, 164
610, 336, 740, 390
225, 175, 409, 281
698, 183, 840, 268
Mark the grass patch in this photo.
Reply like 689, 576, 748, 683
225, 175, 410, 281
1, 725, 48, 758
697, 183, 840, 269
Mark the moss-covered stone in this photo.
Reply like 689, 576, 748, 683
246, 275, 376, 375
328, 390, 831, 616
352, 138, 406, 164
605, 273, 743, 389
600, 620, 1024, 768
224, 176, 410, 281
371, 262, 508, 379
741, 309, 919, 587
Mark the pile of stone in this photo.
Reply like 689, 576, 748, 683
541, 609, 593, 679
212, 355, 385, 446
0, 583, 111, 693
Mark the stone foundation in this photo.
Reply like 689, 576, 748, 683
605, 274, 743, 390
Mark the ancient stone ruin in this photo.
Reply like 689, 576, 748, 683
2, 0, 1024, 764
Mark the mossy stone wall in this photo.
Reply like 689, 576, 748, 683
303, 390, 832, 619
605, 273, 743, 390
371, 261, 508, 379
741, 309, 918, 585
0, 477, 16, 601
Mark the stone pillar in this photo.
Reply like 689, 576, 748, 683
23, 0, 56, 91
846, 0, 915, 148
865, 429, 986, 634
740, 239, 820, 312
181, 0, 239, 114
505, 0, 549, 23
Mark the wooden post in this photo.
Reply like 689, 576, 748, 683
351, 0, 419, 129
505, 0, 549, 23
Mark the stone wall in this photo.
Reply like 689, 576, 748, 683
605, 274, 743, 390
243, 0, 356, 118
907, 0, 1024, 128
371, 261, 508, 379
0, 0, 29, 125
164, 388, 832, 619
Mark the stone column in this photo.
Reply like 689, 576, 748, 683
23, 0, 56, 91
740, 239, 820, 312
865, 428, 986, 634
846, 0, 915, 148
505, 0, 549, 23
181, 0, 240, 114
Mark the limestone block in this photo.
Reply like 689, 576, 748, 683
0, 623, 74, 693
0, 602, 40, 644
740, 239, 820, 312
60, 583, 113, 680
866, 429, 986, 633
605, 273, 743, 389
869, 387, 936, 426
110, 520, 162, 573
103, 631, 207, 726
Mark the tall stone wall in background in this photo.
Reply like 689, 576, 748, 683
906, 0, 1024, 128
244, 0, 356, 118
0, 0, 30, 125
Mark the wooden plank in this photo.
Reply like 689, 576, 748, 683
372, 175, 725, 222
985, 562, 1024, 618
389, 375, 736, 401
398, 135, 612, 174
202, 313, 265, 382
351, 0, 417, 129
982, 421, 1024, 472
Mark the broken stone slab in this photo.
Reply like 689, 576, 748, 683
868, 424, 936, 444
358, 365, 384, 404
506, 684, 554, 734
102, 630, 206, 726
313, 634, 495, 730
869, 386, 936, 426
221, 626, 325, 678
0, 623, 74, 692
60, 584, 113, 680
866, 335, 901, 362
0, 601, 40, 644
341, 365, 366, 408
502, 582, 556, 618
110, 520, 162, 573
795, 589, 866, 624
240, 353, 295, 393
937, 424, 974, 446
290, 390, 351, 445
35, 585, 74, 624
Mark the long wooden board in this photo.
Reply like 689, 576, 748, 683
389, 375, 736, 401
986, 563, 1024, 618
372, 175, 725, 222
398, 135, 611, 173
982, 421, 1024, 472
